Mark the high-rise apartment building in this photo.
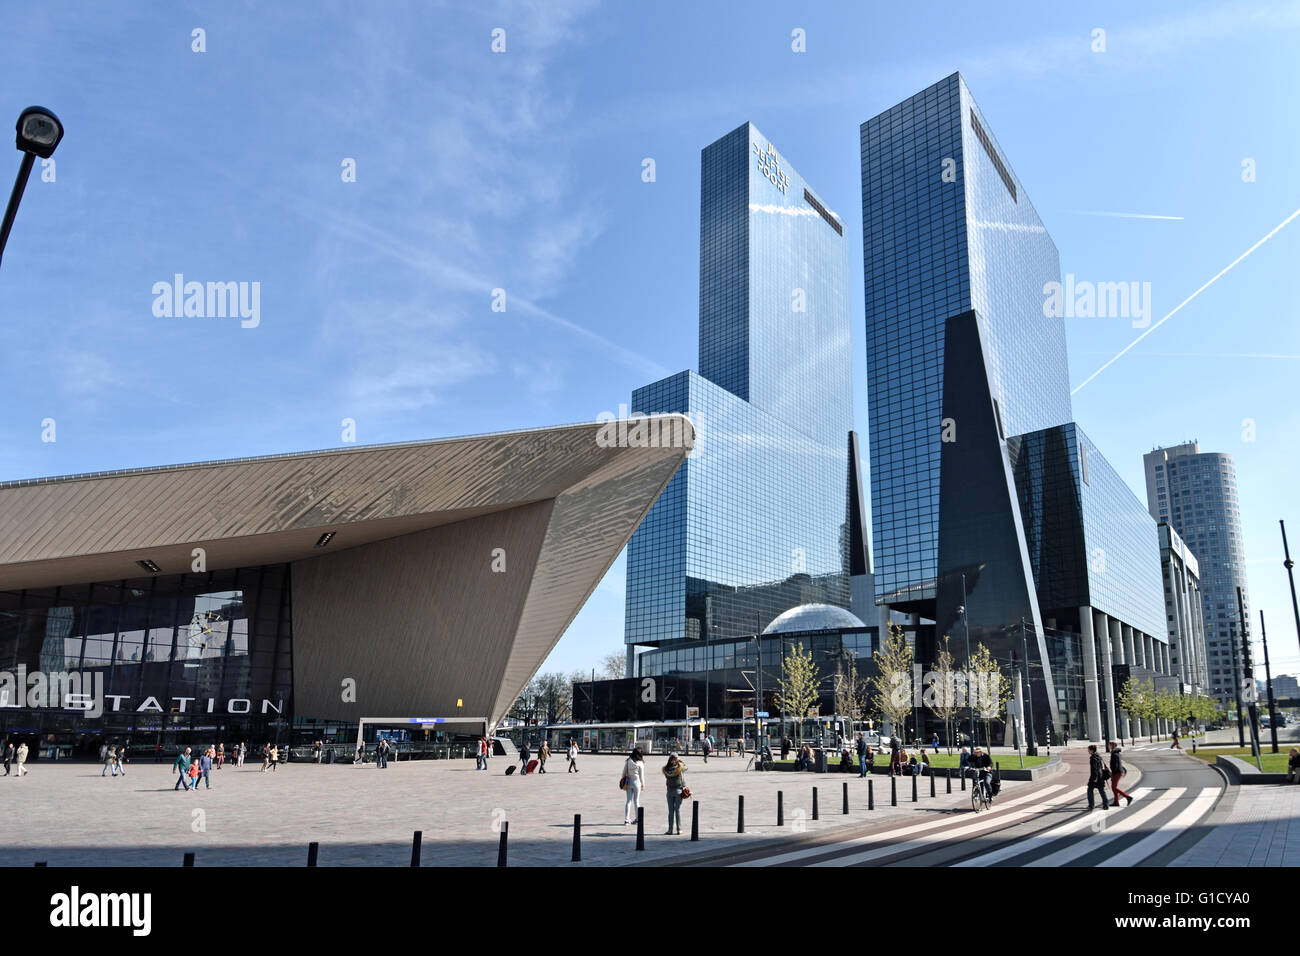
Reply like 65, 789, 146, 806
1143, 442, 1251, 707
624, 123, 859, 675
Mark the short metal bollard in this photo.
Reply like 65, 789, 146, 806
497, 821, 508, 867
868, 777, 875, 810
691, 801, 699, 842
572, 814, 581, 862
183, 852, 195, 867
961, 767, 967, 791
911, 772, 918, 803
410, 830, 422, 867
930, 771, 936, 798
34, 861, 46, 867
738, 794, 745, 833
777, 790, 784, 827
946, 768, 952, 794
842, 781, 849, 815
307, 842, 319, 867
891, 774, 897, 806
636, 806, 645, 851
812, 786, 819, 821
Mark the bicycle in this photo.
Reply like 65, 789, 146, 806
970, 769, 993, 812
746, 748, 774, 772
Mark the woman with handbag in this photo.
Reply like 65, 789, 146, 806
663, 753, 688, 835
621, 748, 645, 825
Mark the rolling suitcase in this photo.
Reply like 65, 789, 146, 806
505, 765, 516, 775
526, 759, 539, 774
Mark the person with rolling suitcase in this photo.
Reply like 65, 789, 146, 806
518, 741, 531, 775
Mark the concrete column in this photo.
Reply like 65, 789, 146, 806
1107, 616, 1128, 743
1079, 607, 1103, 743
1120, 624, 1142, 737
1097, 611, 1118, 742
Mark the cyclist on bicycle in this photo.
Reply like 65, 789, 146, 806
970, 746, 993, 800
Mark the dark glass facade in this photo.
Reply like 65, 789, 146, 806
626, 123, 854, 657
0, 566, 293, 753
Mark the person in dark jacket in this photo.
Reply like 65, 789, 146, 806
198, 749, 213, 789
3, 741, 11, 775
173, 747, 193, 791
519, 741, 531, 774
1086, 744, 1111, 810
855, 733, 869, 777
1287, 748, 1300, 784
1107, 741, 1133, 806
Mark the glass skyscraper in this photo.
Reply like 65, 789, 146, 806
1143, 442, 1251, 708
625, 123, 854, 666
862, 75, 1172, 741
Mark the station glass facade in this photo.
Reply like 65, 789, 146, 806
0, 566, 293, 754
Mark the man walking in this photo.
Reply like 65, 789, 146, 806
702, 734, 713, 764
519, 740, 531, 775
3, 740, 12, 775
1086, 744, 1111, 810
1107, 741, 1133, 807
931, 733, 940, 755
15, 742, 28, 777
102, 745, 116, 777
855, 732, 869, 777
173, 747, 193, 791
198, 748, 213, 789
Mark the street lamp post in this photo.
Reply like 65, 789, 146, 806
1282, 521, 1300, 664
0, 107, 64, 270
960, 572, 974, 750
1260, 610, 1279, 754
1019, 617, 1038, 756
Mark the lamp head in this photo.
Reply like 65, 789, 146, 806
16, 106, 63, 159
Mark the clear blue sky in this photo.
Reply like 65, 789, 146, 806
2, 2, 1297, 678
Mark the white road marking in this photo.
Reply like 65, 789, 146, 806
1026, 788, 1186, 867
1097, 789, 1219, 867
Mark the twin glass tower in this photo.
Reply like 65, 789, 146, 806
625, 75, 1175, 741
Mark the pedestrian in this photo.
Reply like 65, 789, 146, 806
1170, 731, 1181, 750
931, 733, 940, 754
890, 735, 903, 775
269, 744, 279, 771
15, 742, 28, 776
102, 745, 117, 777
1288, 748, 1300, 784
780, 734, 791, 761
537, 740, 550, 773
622, 748, 645, 825
702, 734, 713, 764
198, 748, 213, 789
1063, 730, 1070, 747
567, 739, 579, 773
237, 742, 245, 768
114, 746, 127, 776
154, 743, 162, 763
99, 743, 107, 764
663, 752, 687, 835
216, 743, 224, 769
173, 747, 192, 790
3, 740, 12, 775
1107, 741, 1133, 806
519, 740, 531, 775
188, 757, 201, 792
1086, 744, 1111, 810
261, 743, 271, 772
475, 737, 485, 771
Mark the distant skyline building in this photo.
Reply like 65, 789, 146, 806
861, 73, 1173, 741
1143, 442, 1251, 708
624, 122, 861, 677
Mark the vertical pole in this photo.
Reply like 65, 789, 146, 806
1282, 521, 1300, 668
911, 772, 917, 803
812, 786, 819, 821
777, 790, 784, 826
183, 852, 195, 867
890, 774, 897, 807
868, 778, 875, 810
307, 842, 318, 867
1238, 587, 1263, 770
1020, 617, 1038, 755
842, 781, 849, 815
946, 768, 952, 794
636, 806, 645, 850
572, 814, 581, 861
737, 795, 745, 833
1261, 610, 1279, 754
690, 801, 699, 842
497, 821, 508, 867
930, 769, 936, 797
410, 830, 421, 867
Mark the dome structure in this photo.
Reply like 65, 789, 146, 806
761, 603, 866, 635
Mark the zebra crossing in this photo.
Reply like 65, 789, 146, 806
722, 780, 1222, 867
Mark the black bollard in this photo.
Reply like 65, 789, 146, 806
812, 787, 819, 821
777, 790, 784, 827
183, 852, 195, 867
961, 767, 966, 791
636, 806, 645, 850
891, 774, 897, 806
497, 821, 508, 867
946, 768, 952, 794
691, 801, 699, 842
868, 777, 875, 810
410, 830, 422, 867
572, 814, 581, 862
307, 842, 319, 867
911, 772, 918, 803
738, 794, 745, 833
842, 781, 849, 815
930, 771, 936, 798
34, 861, 46, 867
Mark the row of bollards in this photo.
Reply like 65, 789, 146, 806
161, 764, 972, 869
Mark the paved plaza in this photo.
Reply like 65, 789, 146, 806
1169, 780, 1300, 867
0, 750, 1057, 867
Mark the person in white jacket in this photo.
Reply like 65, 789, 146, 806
622, 748, 645, 825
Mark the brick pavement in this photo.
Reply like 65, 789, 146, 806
0, 751, 1056, 867
1169, 783, 1300, 867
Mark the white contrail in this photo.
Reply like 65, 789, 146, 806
1072, 206, 1300, 395
1062, 210, 1185, 220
